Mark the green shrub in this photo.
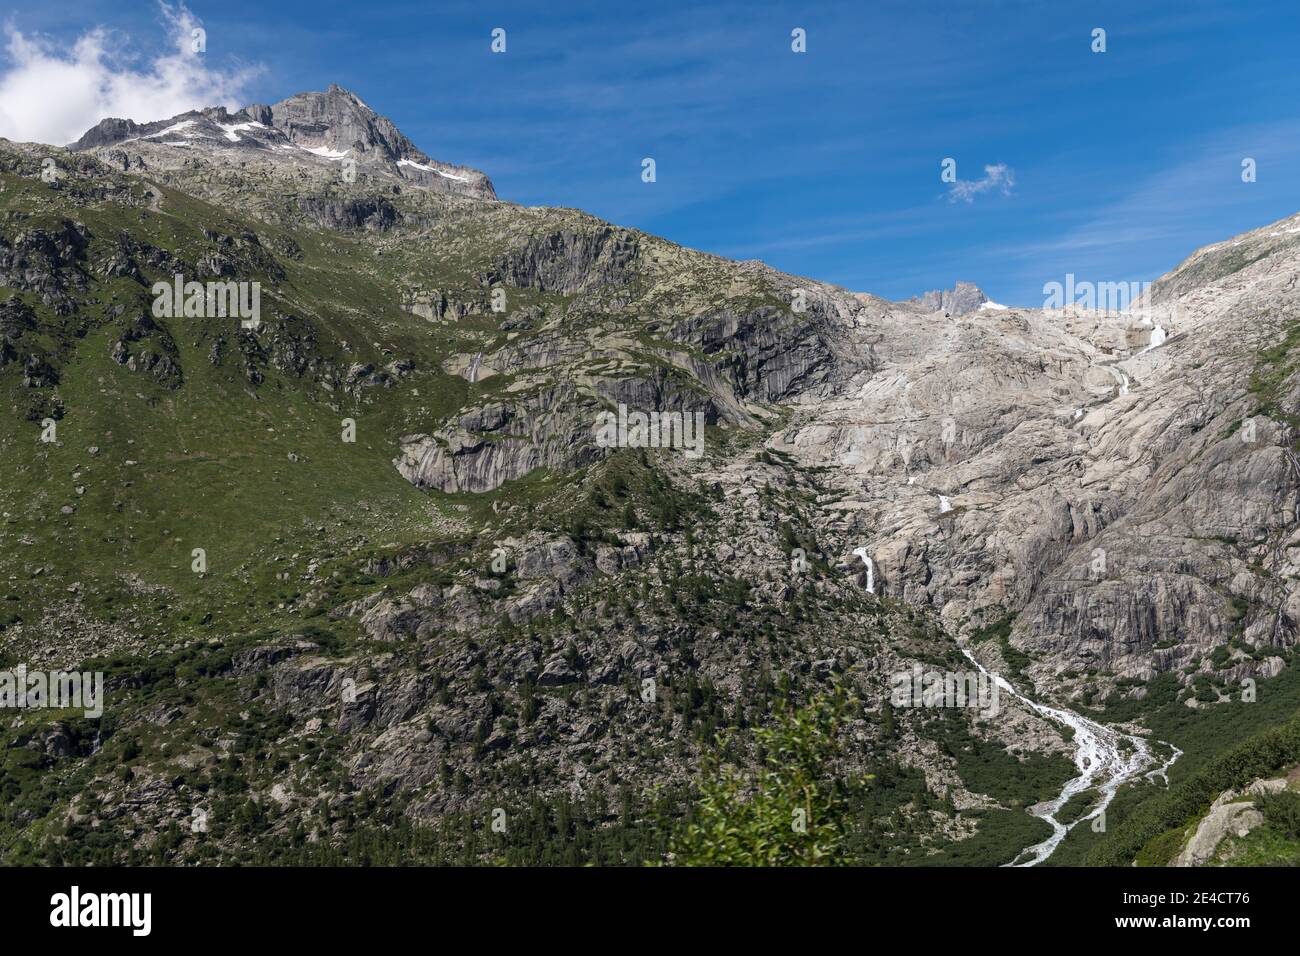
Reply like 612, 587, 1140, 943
1257, 789, 1300, 840
668, 690, 862, 866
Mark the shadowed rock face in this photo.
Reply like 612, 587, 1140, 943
67, 117, 144, 151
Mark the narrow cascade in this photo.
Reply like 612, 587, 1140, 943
851, 547, 875, 592
1143, 325, 1167, 352
938, 495, 953, 513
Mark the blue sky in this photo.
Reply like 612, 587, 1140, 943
7, 0, 1300, 304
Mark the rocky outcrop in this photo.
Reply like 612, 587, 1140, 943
1174, 776, 1291, 866
297, 196, 399, 232
394, 390, 601, 493
0, 219, 90, 312
911, 281, 989, 315
401, 287, 479, 322
69, 117, 145, 151
495, 226, 640, 295
670, 303, 846, 403
109, 313, 183, 388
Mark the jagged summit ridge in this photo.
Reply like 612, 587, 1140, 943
270, 84, 419, 161
69, 84, 494, 200
910, 280, 990, 315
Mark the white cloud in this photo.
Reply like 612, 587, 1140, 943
947, 162, 1016, 203
0, 3, 259, 146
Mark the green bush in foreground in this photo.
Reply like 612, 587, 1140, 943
668, 691, 866, 866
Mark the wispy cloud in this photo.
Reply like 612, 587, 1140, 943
0, 2, 259, 146
985, 117, 1300, 296
947, 162, 1016, 203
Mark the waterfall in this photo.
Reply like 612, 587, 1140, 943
851, 547, 874, 592
1119, 374, 1129, 396
1143, 325, 1167, 352
467, 352, 483, 383
938, 495, 953, 513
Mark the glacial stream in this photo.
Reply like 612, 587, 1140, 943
960, 649, 1181, 866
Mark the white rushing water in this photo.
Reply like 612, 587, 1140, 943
1118, 373, 1130, 397
938, 495, 953, 513
960, 648, 1180, 866
1143, 325, 1167, 352
851, 547, 874, 592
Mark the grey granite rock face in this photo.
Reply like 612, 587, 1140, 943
774, 211, 1300, 700
67, 116, 143, 150
911, 281, 990, 315
270, 84, 418, 161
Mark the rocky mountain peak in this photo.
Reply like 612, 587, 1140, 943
68, 85, 495, 200
910, 280, 990, 315
269, 84, 414, 162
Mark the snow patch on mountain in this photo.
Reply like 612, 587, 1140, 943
398, 158, 470, 181
216, 120, 268, 142
302, 145, 350, 159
